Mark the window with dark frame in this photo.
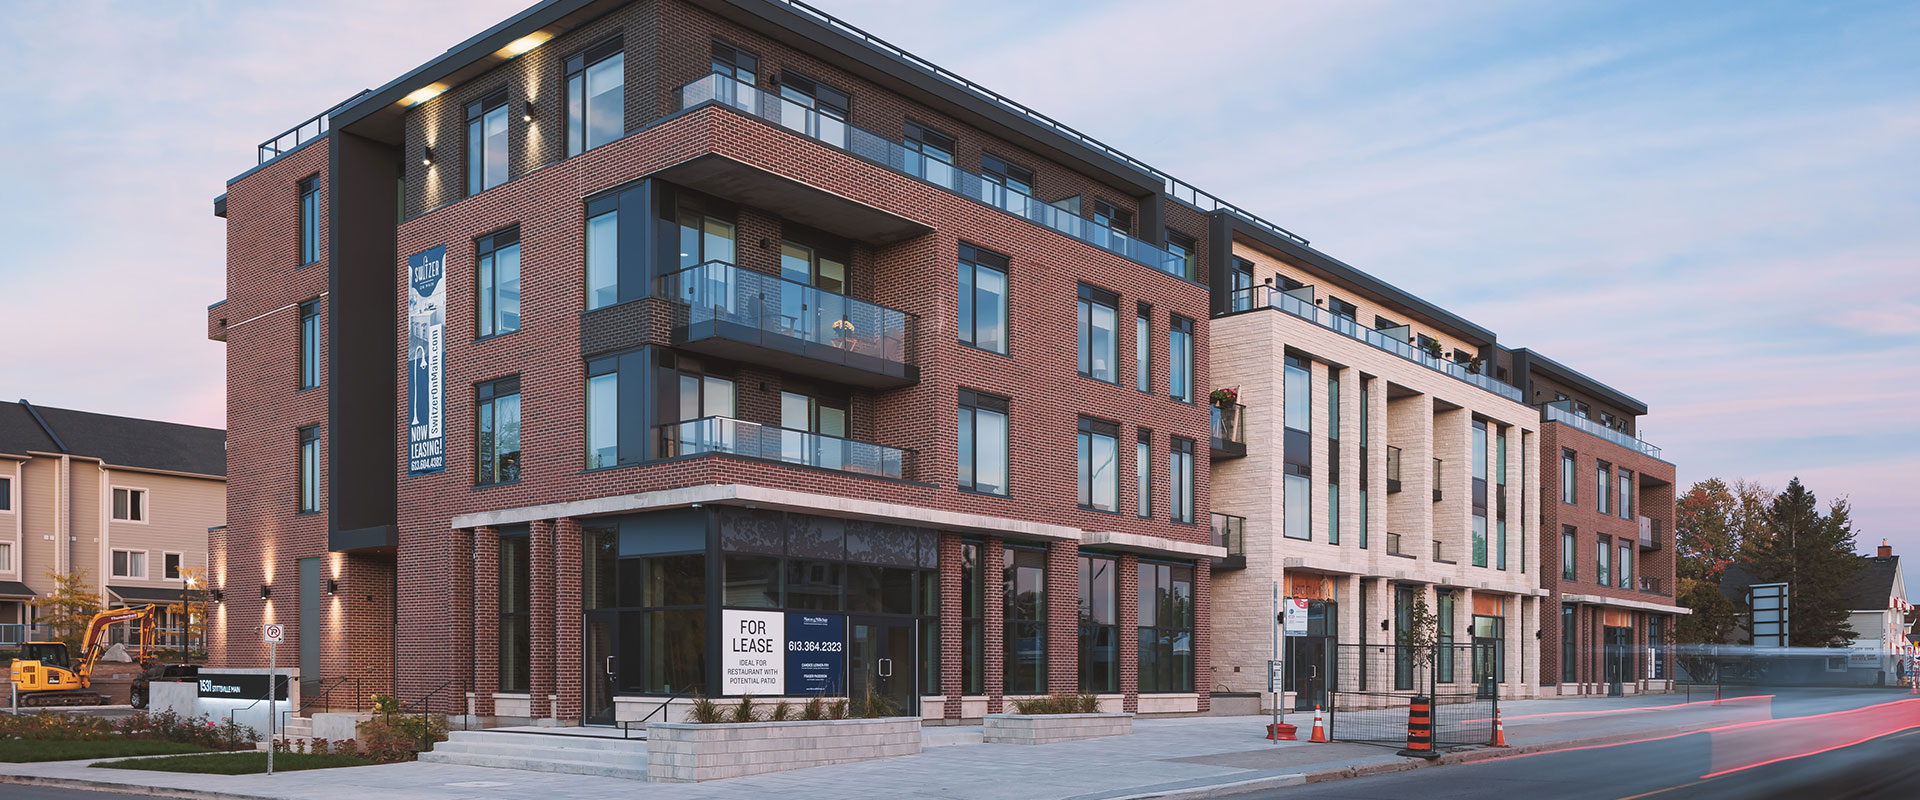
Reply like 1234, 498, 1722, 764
959, 390, 1009, 496
0, 476, 11, 512
1092, 198, 1133, 235
476, 376, 522, 486
1562, 525, 1577, 580
961, 539, 984, 694
585, 356, 619, 469
958, 244, 1009, 354
298, 426, 319, 513
1166, 230, 1197, 281
1169, 436, 1195, 523
498, 528, 531, 693
112, 487, 146, 522
1597, 534, 1612, 586
1560, 603, 1576, 684
297, 175, 319, 266
1004, 546, 1047, 694
1077, 417, 1121, 512
1077, 284, 1120, 383
904, 120, 957, 187
165, 552, 183, 581
1597, 460, 1612, 515
1137, 561, 1194, 693
476, 227, 522, 337
298, 300, 319, 390
467, 89, 510, 196
1230, 258, 1255, 311
1136, 430, 1152, 518
711, 40, 757, 85
1168, 315, 1194, 402
585, 194, 618, 310
1329, 296, 1358, 319
567, 36, 626, 156
1135, 303, 1151, 393
981, 153, 1035, 213
1078, 554, 1117, 694
1562, 448, 1577, 504
1620, 468, 1634, 520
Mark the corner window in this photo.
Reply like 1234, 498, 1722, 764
297, 175, 319, 265
585, 358, 619, 469
111, 550, 147, 579
1169, 436, 1195, 523
298, 300, 320, 390
585, 195, 619, 310
1230, 258, 1255, 311
1004, 546, 1047, 694
1077, 284, 1120, 383
958, 390, 1009, 495
476, 227, 522, 337
567, 36, 626, 156
957, 244, 1008, 354
711, 40, 757, 85
1137, 562, 1193, 693
298, 426, 319, 513
466, 89, 510, 195
111, 487, 146, 522
1562, 525, 1577, 580
1077, 417, 1120, 512
1168, 315, 1194, 402
476, 376, 522, 486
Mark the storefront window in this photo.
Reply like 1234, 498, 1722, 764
1004, 547, 1047, 694
498, 529, 530, 693
1137, 562, 1193, 693
962, 540, 983, 695
1079, 555, 1117, 694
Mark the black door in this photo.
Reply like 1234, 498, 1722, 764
584, 610, 618, 726
849, 616, 916, 717
1604, 626, 1630, 697
1288, 636, 1330, 711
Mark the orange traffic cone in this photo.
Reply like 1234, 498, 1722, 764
1489, 707, 1508, 747
1309, 705, 1329, 743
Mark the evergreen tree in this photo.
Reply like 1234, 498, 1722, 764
1744, 478, 1858, 647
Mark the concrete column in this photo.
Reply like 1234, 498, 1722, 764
1118, 553, 1140, 713
984, 537, 1005, 713
554, 518, 583, 722
939, 533, 964, 720
1504, 595, 1524, 698
529, 518, 556, 722
1046, 539, 1079, 697
1385, 393, 1434, 553
471, 527, 498, 717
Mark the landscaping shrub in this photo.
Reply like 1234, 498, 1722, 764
770, 700, 793, 721
802, 695, 825, 721
355, 713, 446, 763
0, 710, 253, 750
687, 695, 722, 724
730, 695, 758, 723
1010, 694, 1101, 714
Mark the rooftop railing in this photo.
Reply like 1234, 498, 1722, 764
679, 73, 1192, 281
659, 259, 916, 367
1228, 285, 1524, 403
256, 91, 370, 166
1542, 401, 1662, 459
660, 416, 913, 481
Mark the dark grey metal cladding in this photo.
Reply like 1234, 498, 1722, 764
1510, 348, 1650, 416
327, 130, 400, 553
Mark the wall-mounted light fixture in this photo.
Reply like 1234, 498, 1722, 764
521, 100, 534, 122
421, 146, 435, 166
1379, 619, 1389, 631
210, 588, 224, 603
260, 585, 272, 600
326, 579, 339, 595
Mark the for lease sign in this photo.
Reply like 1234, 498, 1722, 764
721, 609, 785, 695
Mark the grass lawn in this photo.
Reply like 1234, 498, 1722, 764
0, 739, 213, 762
91, 751, 377, 774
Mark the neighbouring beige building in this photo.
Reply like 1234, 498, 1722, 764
0, 400, 225, 648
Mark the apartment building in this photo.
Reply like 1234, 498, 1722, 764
0, 400, 224, 644
210, 0, 1224, 723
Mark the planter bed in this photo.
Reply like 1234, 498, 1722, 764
646, 716, 921, 782
981, 712, 1133, 745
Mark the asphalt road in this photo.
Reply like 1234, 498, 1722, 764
1250, 725, 1920, 799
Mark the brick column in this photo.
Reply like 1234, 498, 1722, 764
554, 518, 584, 722
471, 527, 498, 716
451, 526, 475, 716
1046, 540, 1079, 697
1118, 554, 1140, 713
984, 537, 1005, 713
939, 533, 964, 720
529, 519, 556, 721
1194, 558, 1212, 712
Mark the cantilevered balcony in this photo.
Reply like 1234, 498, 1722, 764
660, 260, 918, 389
1209, 402, 1246, 459
1386, 445, 1403, 494
1542, 401, 1662, 460
1211, 512, 1246, 571
659, 416, 915, 481
680, 73, 1193, 281
1638, 516, 1662, 551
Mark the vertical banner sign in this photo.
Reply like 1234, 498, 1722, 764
722, 609, 785, 695
407, 245, 447, 475
785, 613, 846, 696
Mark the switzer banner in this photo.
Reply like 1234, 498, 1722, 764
407, 245, 447, 475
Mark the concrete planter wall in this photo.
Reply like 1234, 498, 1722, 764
646, 716, 922, 782
982, 712, 1133, 744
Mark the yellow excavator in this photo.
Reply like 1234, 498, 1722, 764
9, 604, 197, 708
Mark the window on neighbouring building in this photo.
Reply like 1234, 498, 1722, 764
112, 487, 146, 522
1169, 436, 1195, 523
567, 36, 626, 156
111, 549, 147, 579
1078, 417, 1120, 512
903, 121, 957, 188
1079, 554, 1117, 694
959, 390, 1009, 496
165, 553, 183, 581
1597, 460, 1612, 515
958, 244, 1009, 355
0, 542, 11, 571
0, 475, 11, 512
1166, 230, 1197, 281
1136, 304, 1151, 393
1136, 431, 1152, 518
961, 540, 984, 694
1004, 546, 1047, 694
1562, 526, 1577, 580
498, 528, 531, 693
1077, 284, 1120, 383
1562, 449, 1577, 504
1597, 535, 1612, 586
298, 175, 319, 265
299, 299, 319, 390
1169, 315, 1193, 402
476, 376, 522, 486
467, 89, 510, 195
298, 426, 319, 513
1137, 561, 1194, 693
476, 227, 522, 337
585, 195, 618, 310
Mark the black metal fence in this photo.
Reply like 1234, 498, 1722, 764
1328, 643, 1495, 749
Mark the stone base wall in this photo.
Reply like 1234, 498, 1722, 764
982, 712, 1133, 744
646, 716, 922, 782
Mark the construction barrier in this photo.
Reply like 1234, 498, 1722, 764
1396, 695, 1438, 759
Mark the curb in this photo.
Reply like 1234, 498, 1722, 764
0, 774, 276, 800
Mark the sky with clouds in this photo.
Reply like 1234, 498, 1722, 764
0, 1, 1913, 588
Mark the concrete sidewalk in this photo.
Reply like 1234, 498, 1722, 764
0, 689, 1884, 800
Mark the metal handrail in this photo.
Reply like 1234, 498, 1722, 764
256, 90, 370, 165
618, 690, 690, 740
299, 675, 367, 715
390, 676, 472, 751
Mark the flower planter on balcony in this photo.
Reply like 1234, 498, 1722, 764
981, 712, 1133, 745
646, 716, 922, 782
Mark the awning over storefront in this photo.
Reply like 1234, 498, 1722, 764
108, 586, 189, 605
0, 580, 35, 599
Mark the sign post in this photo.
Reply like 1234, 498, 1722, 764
1271, 582, 1282, 742
263, 624, 285, 776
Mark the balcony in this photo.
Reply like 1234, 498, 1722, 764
1432, 457, 1442, 502
1211, 513, 1246, 572
1639, 576, 1666, 595
679, 74, 1193, 281
1433, 539, 1446, 562
1386, 445, 1403, 493
1209, 402, 1246, 459
1639, 516, 1662, 551
1542, 401, 1662, 460
660, 260, 918, 389
659, 416, 914, 481
1227, 285, 1524, 403
1386, 532, 1411, 558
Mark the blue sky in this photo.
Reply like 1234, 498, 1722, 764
0, 1, 1913, 591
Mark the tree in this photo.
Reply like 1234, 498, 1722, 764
1675, 479, 1747, 645
1743, 478, 1860, 647
32, 570, 103, 651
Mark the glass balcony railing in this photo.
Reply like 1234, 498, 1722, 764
659, 416, 913, 481
1210, 512, 1245, 558
1386, 445, 1403, 493
1227, 285, 1524, 403
1209, 402, 1246, 456
1542, 402, 1661, 459
1639, 576, 1665, 595
660, 259, 915, 372
1387, 532, 1405, 557
680, 73, 1193, 281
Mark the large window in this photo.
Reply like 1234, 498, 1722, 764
476, 376, 522, 486
1135, 304, 1151, 393
1597, 460, 1612, 515
476, 227, 522, 337
1004, 546, 1047, 694
585, 520, 706, 696
958, 244, 1009, 354
1079, 554, 1117, 694
467, 89, 510, 195
903, 121, 957, 187
566, 36, 625, 156
586, 361, 618, 469
164, 553, 182, 580
1168, 315, 1193, 402
1562, 526, 1577, 580
1437, 591, 1456, 682
981, 153, 1034, 213
1284, 472, 1310, 540
111, 549, 147, 579
297, 175, 319, 266
112, 487, 146, 522
1077, 417, 1120, 512
1166, 230, 1197, 281
958, 390, 1009, 496
961, 541, 984, 695
676, 210, 736, 268
1137, 562, 1194, 693
1619, 542, 1632, 589
1077, 284, 1119, 383
498, 529, 530, 693
1285, 357, 1310, 433
1136, 431, 1152, 518
1561, 449, 1577, 504
1619, 469, 1634, 520
585, 197, 618, 310
298, 300, 319, 390
1169, 436, 1195, 523
1596, 535, 1612, 587
298, 426, 319, 513
1649, 616, 1668, 679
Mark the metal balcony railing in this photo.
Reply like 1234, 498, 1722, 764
1542, 402, 1662, 460
1387, 532, 1405, 556
660, 259, 916, 366
1639, 576, 1665, 595
1433, 539, 1445, 561
1225, 285, 1524, 403
1210, 402, 1246, 455
1386, 445, 1403, 493
1211, 512, 1245, 558
255, 91, 370, 166
659, 416, 914, 481
679, 73, 1192, 280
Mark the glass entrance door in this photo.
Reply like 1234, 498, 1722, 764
849, 616, 916, 717
1287, 636, 1331, 711
584, 610, 618, 726
1604, 626, 1631, 696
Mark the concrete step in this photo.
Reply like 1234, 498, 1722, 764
442, 729, 650, 753
431, 739, 647, 762
418, 748, 649, 780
